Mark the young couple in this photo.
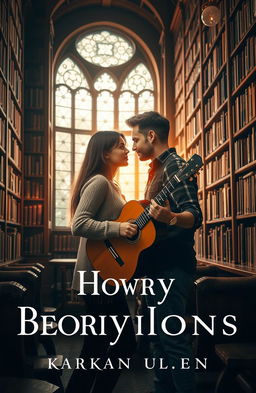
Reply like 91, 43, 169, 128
66, 111, 202, 393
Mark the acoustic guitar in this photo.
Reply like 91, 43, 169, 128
87, 154, 203, 284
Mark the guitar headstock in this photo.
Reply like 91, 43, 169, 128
176, 154, 203, 182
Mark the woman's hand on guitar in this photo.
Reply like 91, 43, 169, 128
119, 222, 138, 238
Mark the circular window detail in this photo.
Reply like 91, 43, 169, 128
76, 30, 135, 67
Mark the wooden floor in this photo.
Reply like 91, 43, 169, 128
49, 299, 219, 393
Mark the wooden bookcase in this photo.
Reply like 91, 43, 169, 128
171, 0, 256, 273
23, 13, 53, 260
0, 0, 23, 264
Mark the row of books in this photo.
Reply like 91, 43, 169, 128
203, 32, 226, 92
186, 61, 200, 97
175, 91, 183, 116
205, 111, 228, 156
174, 25, 182, 61
185, 35, 200, 79
0, 1, 7, 41
207, 225, 233, 263
7, 194, 20, 223
25, 135, 44, 153
9, 57, 22, 103
52, 233, 80, 252
204, 72, 227, 123
229, 0, 255, 52
236, 171, 256, 215
24, 180, 44, 199
234, 126, 256, 169
8, 166, 21, 195
175, 72, 182, 100
184, 1, 196, 31
23, 204, 43, 226
25, 87, 44, 109
231, 36, 256, 90
0, 154, 4, 183
237, 223, 256, 267
0, 227, 4, 262
8, 132, 21, 168
187, 139, 202, 157
186, 79, 200, 119
0, 116, 5, 148
175, 108, 184, 137
25, 113, 44, 130
23, 232, 44, 255
206, 150, 230, 184
177, 132, 185, 154
0, 34, 7, 76
206, 184, 232, 220
0, 76, 7, 112
194, 227, 204, 258
0, 188, 4, 218
184, 5, 198, 50
6, 228, 21, 261
9, 13, 22, 66
201, 0, 225, 59
174, 54, 183, 80
9, 0, 22, 39
186, 108, 201, 142
9, 97, 21, 134
232, 81, 256, 132
24, 155, 44, 176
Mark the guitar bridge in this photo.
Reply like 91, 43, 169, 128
104, 240, 124, 266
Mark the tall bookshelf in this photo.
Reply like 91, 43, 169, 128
0, 0, 23, 264
23, 13, 52, 260
171, 0, 256, 272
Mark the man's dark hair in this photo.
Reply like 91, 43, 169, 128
126, 111, 169, 142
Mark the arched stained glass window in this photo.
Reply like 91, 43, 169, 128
56, 58, 89, 89
54, 28, 156, 228
75, 89, 92, 130
55, 86, 72, 128
94, 73, 117, 91
76, 30, 135, 67
121, 63, 153, 93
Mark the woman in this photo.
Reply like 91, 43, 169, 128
66, 131, 137, 393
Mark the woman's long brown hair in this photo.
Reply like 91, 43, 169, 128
70, 131, 124, 219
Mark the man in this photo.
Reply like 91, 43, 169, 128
126, 111, 202, 393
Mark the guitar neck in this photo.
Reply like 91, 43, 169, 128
134, 176, 180, 230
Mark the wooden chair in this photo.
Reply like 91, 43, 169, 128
194, 276, 256, 392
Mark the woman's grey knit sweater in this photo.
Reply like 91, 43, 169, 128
71, 174, 125, 292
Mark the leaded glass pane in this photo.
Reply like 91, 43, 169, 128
138, 90, 154, 112
55, 132, 71, 153
56, 58, 89, 89
55, 132, 71, 227
121, 63, 153, 93
75, 134, 91, 174
55, 151, 71, 171
76, 30, 135, 67
75, 89, 92, 130
55, 86, 72, 128
94, 73, 117, 91
55, 208, 68, 227
118, 92, 135, 130
97, 91, 114, 131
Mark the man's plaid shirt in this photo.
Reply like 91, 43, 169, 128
140, 147, 203, 274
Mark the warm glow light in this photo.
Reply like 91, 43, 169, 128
201, 3, 221, 27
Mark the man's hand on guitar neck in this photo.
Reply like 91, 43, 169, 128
149, 199, 195, 229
